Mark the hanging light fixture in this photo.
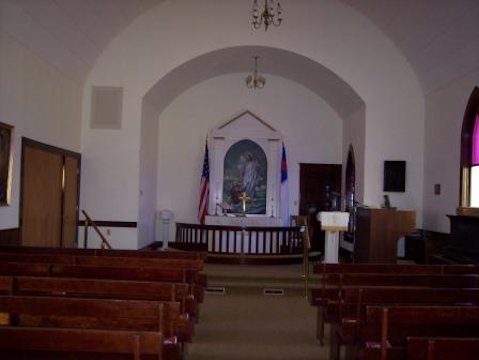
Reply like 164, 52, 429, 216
251, 0, 282, 31
245, 56, 266, 90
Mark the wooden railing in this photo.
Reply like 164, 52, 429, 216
175, 223, 304, 255
82, 210, 113, 249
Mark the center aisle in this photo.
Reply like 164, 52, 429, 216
187, 292, 329, 359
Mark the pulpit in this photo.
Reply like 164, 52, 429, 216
354, 207, 416, 263
318, 211, 350, 263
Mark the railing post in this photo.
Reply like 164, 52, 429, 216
81, 210, 112, 250
83, 222, 89, 249
301, 225, 310, 298
241, 228, 245, 256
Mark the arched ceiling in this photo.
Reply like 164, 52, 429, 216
144, 46, 364, 119
1, 0, 477, 96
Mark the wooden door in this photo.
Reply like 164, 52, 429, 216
62, 156, 79, 248
21, 140, 81, 247
21, 146, 63, 246
299, 163, 342, 251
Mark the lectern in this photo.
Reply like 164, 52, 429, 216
354, 207, 416, 263
318, 211, 350, 263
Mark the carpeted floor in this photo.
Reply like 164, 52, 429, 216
187, 264, 330, 359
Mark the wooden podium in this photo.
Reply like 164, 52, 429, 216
354, 207, 416, 263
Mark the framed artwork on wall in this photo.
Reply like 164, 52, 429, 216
223, 139, 268, 214
0, 122, 13, 206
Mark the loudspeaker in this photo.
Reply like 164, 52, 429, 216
383, 161, 406, 192
90, 86, 123, 129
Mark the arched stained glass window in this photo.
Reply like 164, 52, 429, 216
470, 113, 479, 207
460, 87, 479, 211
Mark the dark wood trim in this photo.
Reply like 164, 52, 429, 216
0, 228, 20, 246
78, 220, 137, 228
22, 137, 81, 159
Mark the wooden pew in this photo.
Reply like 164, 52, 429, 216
311, 273, 479, 344
51, 264, 205, 303
330, 287, 479, 359
314, 263, 479, 276
311, 263, 479, 306
314, 263, 479, 315
0, 252, 204, 271
406, 337, 479, 360
319, 272, 479, 289
0, 244, 207, 261
0, 295, 182, 359
312, 273, 479, 308
314, 263, 445, 276
0, 262, 204, 302
0, 326, 163, 360
9, 276, 196, 340
0, 261, 50, 276
0, 252, 207, 293
0, 245, 208, 285
357, 305, 479, 360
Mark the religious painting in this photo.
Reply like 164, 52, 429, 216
223, 139, 267, 214
0, 122, 13, 206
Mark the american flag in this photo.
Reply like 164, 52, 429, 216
198, 141, 210, 224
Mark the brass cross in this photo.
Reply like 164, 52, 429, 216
238, 191, 250, 215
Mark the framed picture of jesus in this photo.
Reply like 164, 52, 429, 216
223, 139, 268, 214
0, 122, 13, 206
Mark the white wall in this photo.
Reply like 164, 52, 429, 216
423, 70, 479, 233
342, 106, 366, 205
0, 30, 82, 230
157, 73, 342, 226
138, 99, 159, 248
82, 0, 424, 246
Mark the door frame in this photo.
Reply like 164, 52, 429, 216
20, 138, 81, 247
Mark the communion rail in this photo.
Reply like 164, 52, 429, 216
174, 223, 304, 255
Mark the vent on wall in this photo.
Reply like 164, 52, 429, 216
91, 86, 123, 129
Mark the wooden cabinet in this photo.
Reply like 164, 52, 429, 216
354, 208, 416, 263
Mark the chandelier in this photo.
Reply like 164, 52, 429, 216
245, 56, 266, 90
251, 0, 282, 31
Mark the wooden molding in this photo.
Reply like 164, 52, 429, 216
0, 228, 20, 246
456, 207, 479, 217
78, 220, 137, 228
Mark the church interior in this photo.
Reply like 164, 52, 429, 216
1, 1, 479, 359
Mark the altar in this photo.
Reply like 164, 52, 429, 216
206, 111, 284, 221
191, 111, 295, 255
204, 215, 285, 254
205, 215, 282, 227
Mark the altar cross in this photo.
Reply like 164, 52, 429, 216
238, 191, 250, 215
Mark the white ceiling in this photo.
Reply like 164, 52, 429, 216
1, 0, 478, 96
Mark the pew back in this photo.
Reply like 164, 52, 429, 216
10, 276, 198, 318
407, 337, 479, 360
0, 326, 163, 360
0, 245, 206, 260
0, 252, 203, 271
